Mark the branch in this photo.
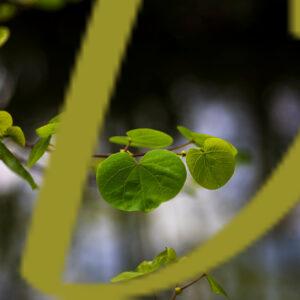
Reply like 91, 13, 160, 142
170, 274, 207, 300
25, 141, 193, 159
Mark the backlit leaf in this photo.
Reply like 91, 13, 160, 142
36, 122, 58, 138
186, 138, 236, 189
111, 248, 177, 283
177, 125, 212, 146
109, 129, 173, 149
111, 271, 142, 283
5, 126, 26, 147
177, 125, 193, 140
0, 27, 10, 47
127, 128, 173, 148
0, 111, 13, 136
97, 150, 186, 212
177, 126, 237, 154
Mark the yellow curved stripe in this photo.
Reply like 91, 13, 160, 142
21, 0, 300, 299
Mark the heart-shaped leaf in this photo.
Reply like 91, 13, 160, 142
111, 248, 177, 283
0, 111, 13, 136
5, 126, 26, 147
109, 128, 173, 149
186, 138, 236, 190
0, 141, 37, 189
97, 150, 186, 212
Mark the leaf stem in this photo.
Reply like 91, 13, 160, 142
170, 273, 206, 300
168, 141, 193, 151
25, 141, 193, 159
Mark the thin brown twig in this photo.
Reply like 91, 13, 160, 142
25, 140, 193, 159
170, 273, 207, 300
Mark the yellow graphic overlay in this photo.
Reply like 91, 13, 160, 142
21, 1, 300, 300
289, 0, 300, 38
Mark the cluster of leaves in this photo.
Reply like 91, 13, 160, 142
111, 247, 228, 298
0, 112, 238, 213
27, 115, 59, 167
0, 112, 235, 297
97, 127, 237, 212
0, 111, 37, 189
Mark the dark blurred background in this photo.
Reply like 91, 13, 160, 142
1, 0, 300, 299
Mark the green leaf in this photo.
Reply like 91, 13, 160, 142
109, 136, 131, 146
0, 27, 10, 47
109, 129, 173, 149
34, 0, 65, 10
236, 149, 251, 164
49, 114, 61, 123
27, 137, 51, 168
0, 141, 37, 189
5, 126, 26, 147
35, 114, 60, 138
111, 271, 143, 283
227, 142, 238, 157
127, 128, 173, 148
177, 125, 212, 146
206, 274, 228, 298
0, 4, 17, 22
0, 111, 13, 136
36, 122, 58, 138
177, 126, 237, 155
192, 133, 213, 146
177, 125, 194, 140
97, 150, 186, 212
111, 248, 177, 283
186, 138, 236, 190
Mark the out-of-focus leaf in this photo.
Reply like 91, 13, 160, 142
27, 137, 51, 168
177, 126, 237, 156
0, 4, 17, 22
0, 140, 37, 189
5, 126, 26, 147
111, 248, 177, 283
206, 274, 228, 298
236, 149, 251, 165
34, 0, 65, 10
0, 110, 13, 136
36, 122, 58, 138
35, 114, 60, 138
0, 27, 10, 47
